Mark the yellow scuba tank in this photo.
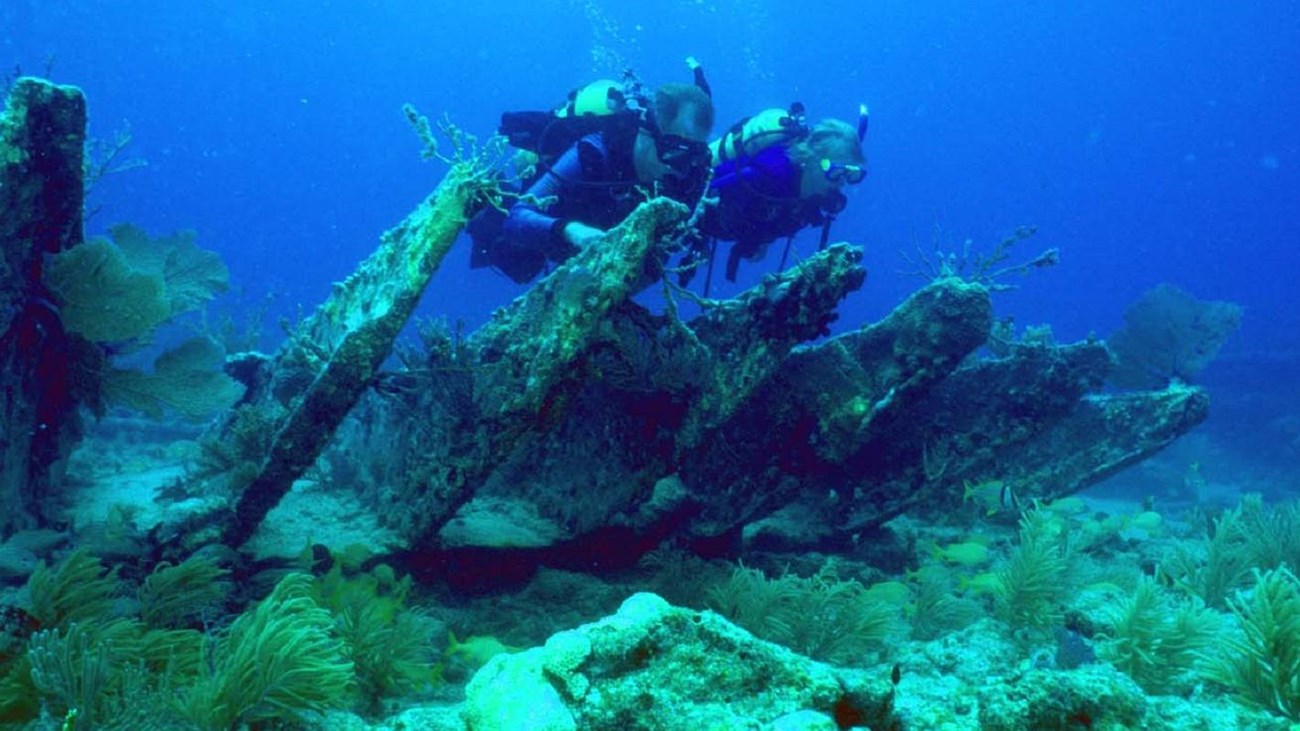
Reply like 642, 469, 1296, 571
558, 79, 627, 117
499, 76, 648, 165
709, 106, 807, 166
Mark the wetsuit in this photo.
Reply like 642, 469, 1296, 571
698, 146, 829, 280
503, 129, 640, 268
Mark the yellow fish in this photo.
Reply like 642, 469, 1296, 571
1044, 496, 1087, 515
963, 479, 1019, 516
1125, 511, 1163, 534
864, 580, 912, 605
929, 541, 992, 567
433, 631, 522, 684
445, 631, 519, 668
905, 564, 951, 586
958, 571, 1002, 596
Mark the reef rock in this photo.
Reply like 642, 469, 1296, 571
461, 592, 899, 731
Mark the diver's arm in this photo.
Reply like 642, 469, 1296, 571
562, 221, 603, 247
686, 55, 711, 99
504, 146, 582, 256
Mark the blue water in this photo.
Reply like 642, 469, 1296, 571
6, 1, 1299, 476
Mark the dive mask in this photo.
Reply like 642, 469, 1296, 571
820, 159, 867, 185
656, 134, 712, 180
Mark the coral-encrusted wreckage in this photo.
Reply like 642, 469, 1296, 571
2, 77, 89, 536
2, 77, 1207, 573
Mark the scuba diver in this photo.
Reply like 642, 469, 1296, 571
468, 74, 715, 284
687, 103, 870, 289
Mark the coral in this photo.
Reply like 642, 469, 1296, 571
1205, 567, 1300, 720
9, 560, 373, 728
1108, 283, 1243, 389
102, 336, 246, 421
195, 401, 280, 477
977, 665, 1147, 731
106, 223, 228, 315
26, 622, 111, 729
1163, 495, 1300, 610
41, 223, 237, 426
993, 508, 1070, 637
45, 223, 229, 342
136, 626, 204, 679
46, 222, 231, 340
900, 225, 1057, 289
706, 562, 897, 664
180, 573, 354, 728
8, 551, 155, 726
1236, 495, 1300, 576
1097, 575, 1219, 693
706, 563, 799, 639
909, 570, 981, 641
44, 237, 170, 342
312, 561, 439, 714
27, 549, 124, 629
639, 546, 722, 609
24, 618, 183, 731
1162, 503, 1253, 610
465, 593, 901, 731
0, 655, 38, 722
44, 222, 228, 341
137, 554, 232, 629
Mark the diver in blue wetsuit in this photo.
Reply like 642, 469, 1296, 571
471, 79, 715, 284
689, 105, 869, 286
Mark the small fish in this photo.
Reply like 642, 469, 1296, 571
1044, 496, 1087, 516
1125, 510, 1163, 535
432, 631, 522, 685
864, 580, 912, 606
963, 479, 1019, 516
904, 564, 951, 586
1080, 581, 1127, 597
957, 571, 1002, 596
929, 541, 992, 567
444, 631, 519, 669
1099, 514, 1128, 535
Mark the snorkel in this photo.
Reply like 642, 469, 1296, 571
809, 103, 868, 254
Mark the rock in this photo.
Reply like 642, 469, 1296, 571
0, 528, 68, 556
440, 497, 567, 549
461, 592, 898, 731
767, 710, 839, 731
464, 647, 575, 731
0, 544, 38, 582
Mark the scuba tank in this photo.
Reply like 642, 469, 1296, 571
500, 77, 648, 163
475, 76, 652, 281
558, 79, 629, 118
709, 104, 808, 166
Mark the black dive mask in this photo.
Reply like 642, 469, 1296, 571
655, 134, 711, 182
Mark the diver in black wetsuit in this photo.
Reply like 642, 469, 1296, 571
470, 79, 714, 284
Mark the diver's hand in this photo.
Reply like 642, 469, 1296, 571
563, 222, 605, 248
685, 55, 700, 71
